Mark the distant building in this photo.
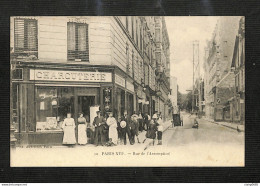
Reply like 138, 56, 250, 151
170, 76, 177, 107
204, 17, 242, 121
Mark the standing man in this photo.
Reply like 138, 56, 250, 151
143, 113, 148, 131
131, 111, 141, 144
119, 111, 130, 145
93, 111, 106, 146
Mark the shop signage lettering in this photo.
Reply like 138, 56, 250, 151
115, 74, 125, 87
126, 81, 134, 93
30, 69, 112, 82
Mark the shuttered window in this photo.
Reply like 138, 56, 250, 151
67, 22, 89, 62
14, 18, 38, 54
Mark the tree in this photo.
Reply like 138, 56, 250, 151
182, 92, 192, 113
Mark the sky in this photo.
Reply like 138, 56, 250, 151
165, 17, 219, 94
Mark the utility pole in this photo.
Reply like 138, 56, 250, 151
192, 40, 200, 115
192, 42, 194, 114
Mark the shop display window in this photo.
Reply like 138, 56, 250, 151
36, 87, 74, 132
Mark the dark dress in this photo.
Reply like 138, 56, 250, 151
144, 114, 149, 130
128, 119, 137, 145
146, 121, 158, 139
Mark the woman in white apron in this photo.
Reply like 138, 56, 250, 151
62, 113, 76, 147
106, 112, 118, 146
77, 113, 87, 145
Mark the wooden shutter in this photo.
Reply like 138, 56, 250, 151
67, 22, 89, 61
14, 18, 25, 51
25, 19, 37, 51
67, 22, 76, 60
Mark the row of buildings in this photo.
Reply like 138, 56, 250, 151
203, 17, 245, 124
10, 16, 172, 145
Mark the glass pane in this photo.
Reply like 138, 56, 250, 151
67, 23, 76, 51
78, 24, 87, 51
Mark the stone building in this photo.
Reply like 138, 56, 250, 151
229, 17, 245, 124
203, 17, 241, 121
10, 16, 171, 145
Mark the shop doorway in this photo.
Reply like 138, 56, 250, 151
78, 96, 95, 120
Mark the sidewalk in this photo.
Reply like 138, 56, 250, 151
201, 116, 245, 132
11, 120, 174, 166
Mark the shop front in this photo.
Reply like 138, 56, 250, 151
113, 73, 135, 120
12, 64, 114, 145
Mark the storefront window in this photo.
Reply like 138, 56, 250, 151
36, 87, 74, 132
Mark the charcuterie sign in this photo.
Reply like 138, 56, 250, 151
30, 69, 112, 82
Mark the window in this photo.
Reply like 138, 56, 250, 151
132, 17, 134, 39
126, 17, 129, 31
12, 68, 23, 80
132, 51, 135, 78
126, 44, 130, 74
67, 22, 89, 61
139, 60, 143, 81
136, 20, 138, 46
36, 87, 74, 132
14, 18, 38, 55
223, 41, 228, 58
140, 27, 143, 52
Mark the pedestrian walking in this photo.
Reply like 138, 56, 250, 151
130, 111, 141, 144
93, 111, 106, 146
106, 112, 118, 146
157, 115, 163, 145
143, 114, 158, 146
62, 112, 76, 147
144, 112, 150, 131
138, 112, 144, 131
77, 112, 87, 145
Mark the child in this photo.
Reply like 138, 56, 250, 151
157, 115, 163, 145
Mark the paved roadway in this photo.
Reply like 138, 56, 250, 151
147, 112, 245, 166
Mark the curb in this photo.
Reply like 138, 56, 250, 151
143, 122, 173, 151
201, 118, 244, 132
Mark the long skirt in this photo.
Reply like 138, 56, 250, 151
109, 126, 118, 144
63, 126, 76, 145
78, 124, 87, 145
157, 131, 162, 140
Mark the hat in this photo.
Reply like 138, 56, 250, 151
120, 121, 126, 128
152, 114, 158, 119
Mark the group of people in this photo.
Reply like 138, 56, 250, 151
61, 110, 164, 147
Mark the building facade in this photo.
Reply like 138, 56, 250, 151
203, 17, 242, 121
229, 17, 245, 124
10, 16, 171, 145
